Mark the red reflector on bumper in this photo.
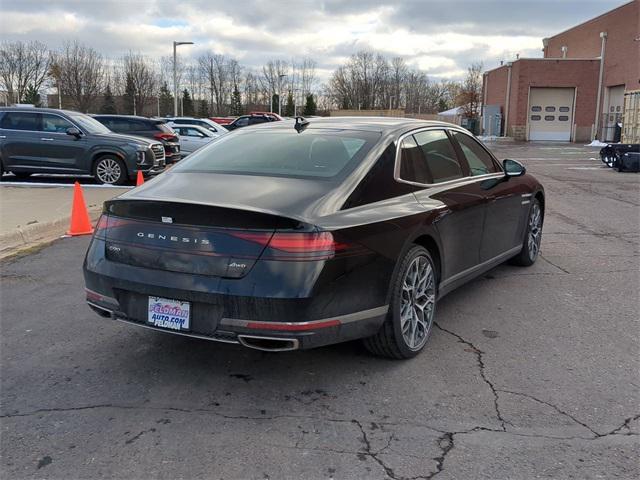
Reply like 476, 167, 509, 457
245, 319, 340, 331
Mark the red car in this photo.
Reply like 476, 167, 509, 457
209, 117, 235, 126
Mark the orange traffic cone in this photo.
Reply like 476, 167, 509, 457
66, 182, 94, 236
136, 170, 144, 186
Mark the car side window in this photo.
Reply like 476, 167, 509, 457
235, 118, 249, 127
110, 119, 131, 132
413, 130, 463, 183
399, 135, 430, 184
451, 131, 499, 176
343, 143, 419, 209
0, 112, 40, 131
41, 114, 73, 133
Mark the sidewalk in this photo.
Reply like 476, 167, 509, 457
0, 184, 130, 258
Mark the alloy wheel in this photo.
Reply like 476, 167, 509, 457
96, 158, 122, 184
400, 255, 435, 350
528, 203, 542, 259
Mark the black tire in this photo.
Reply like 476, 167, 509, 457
511, 198, 543, 266
11, 171, 32, 179
363, 246, 437, 359
92, 156, 127, 185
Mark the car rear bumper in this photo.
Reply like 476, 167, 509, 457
85, 287, 387, 351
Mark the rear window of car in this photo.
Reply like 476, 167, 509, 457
173, 129, 380, 179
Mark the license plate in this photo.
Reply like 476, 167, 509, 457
148, 296, 190, 331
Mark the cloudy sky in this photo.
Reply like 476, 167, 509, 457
0, 0, 626, 81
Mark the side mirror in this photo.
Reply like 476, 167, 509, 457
66, 127, 82, 138
503, 158, 526, 178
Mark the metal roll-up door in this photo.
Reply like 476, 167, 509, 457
528, 87, 575, 141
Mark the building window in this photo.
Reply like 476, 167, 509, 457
616, 106, 621, 112
545, 106, 556, 112
544, 116, 555, 121
558, 115, 569, 121
531, 106, 542, 112
559, 106, 570, 112
530, 115, 541, 121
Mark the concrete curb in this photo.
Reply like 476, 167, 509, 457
0, 207, 102, 259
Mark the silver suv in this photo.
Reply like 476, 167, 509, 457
0, 108, 165, 185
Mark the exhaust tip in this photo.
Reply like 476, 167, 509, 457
238, 335, 299, 352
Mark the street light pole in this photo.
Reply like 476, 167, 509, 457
173, 41, 194, 117
278, 74, 287, 117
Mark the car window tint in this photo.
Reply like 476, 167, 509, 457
413, 130, 463, 183
343, 143, 419, 208
110, 119, 132, 132
250, 117, 268, 125
235, 118, 249, 127
174, 129, 378, 179
399, 135, 430, 184
0, 112, 40, 131
451, 131, 499, 176
42, 114, 73, 133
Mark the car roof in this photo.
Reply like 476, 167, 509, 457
92, 114, 161, 122
0, 107, 86, 116
252, 116, 458, 134
171, 124, 210, 130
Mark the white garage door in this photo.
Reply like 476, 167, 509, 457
528, 87, 575, 141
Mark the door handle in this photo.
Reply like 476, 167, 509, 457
40, 138, 54, 141
0, 135, 6, 139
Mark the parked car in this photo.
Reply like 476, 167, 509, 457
210, 117, 235, 126
93, 115, 180, 164
83, 117, 544, 357
249, 111, 283, 121
171, 124, 217, 156
0, 107, 165, 185
165, 117, 228, 136
225, 114, 275, 131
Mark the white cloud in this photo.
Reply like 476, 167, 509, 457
0, 0, 624, 81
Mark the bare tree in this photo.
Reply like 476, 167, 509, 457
243, 71, 261, 111
0, 40, 50, 104
300, 58, 317, 96
199, 53, 239, 115
54, 41, 104, 112
122, 52, 158, 116
260, 60, 288, 111
458, 62, 483, 118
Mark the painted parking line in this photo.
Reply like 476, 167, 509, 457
1, 181, 134, 189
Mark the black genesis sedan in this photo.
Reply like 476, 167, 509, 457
83, 117, 544, 358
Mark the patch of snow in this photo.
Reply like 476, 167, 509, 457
586, 140, 608, 147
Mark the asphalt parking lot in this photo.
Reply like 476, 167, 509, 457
1, 142, 638, 479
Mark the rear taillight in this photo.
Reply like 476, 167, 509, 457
154, 133, 177, 141
230, 231, 352, 260
94, 215, 134, 239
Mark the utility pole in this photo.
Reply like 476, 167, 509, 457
278, 74, 287, 117
173, 41, 194, 116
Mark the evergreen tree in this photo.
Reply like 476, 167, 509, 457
197, 98, 209, 118
437, 98, 448, 113
230, 86, 242, 116
284, 92, 294, 117
303, 94, 317, 116
158, 82, 173, 116
182, 89, 194, 116
123, 73, 136, 115
100, 84, 117, 114
22, 84, 41, 106
271, 94, 279, 114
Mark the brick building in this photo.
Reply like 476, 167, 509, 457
482, 0, 639, 142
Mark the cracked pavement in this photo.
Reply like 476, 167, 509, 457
1, 142, 639, 479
